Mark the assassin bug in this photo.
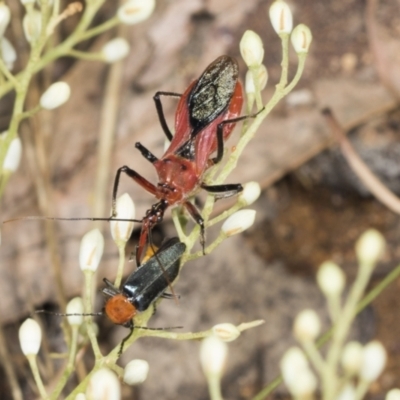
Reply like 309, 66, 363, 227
8, 56, 255, 266
112, 55, 253, 265
38, 238, 186, 356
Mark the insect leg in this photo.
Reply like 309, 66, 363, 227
153, 91, 182, 141
119, 324, 134, 356
201, 183, 243, 200
183, 201, 206, 255
135, 142, 158, 163
112, 166, 157, 217
136, 224, 150, 266
212, 108, 265, 164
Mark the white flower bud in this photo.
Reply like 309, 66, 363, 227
117, 0, 155, 25
355, 229, 385, 268
341, 341, 363, 375
0, 3, 10, 38
240, 30, 264, 67
87, 368, 120, 400
123, 359, 149, 385
3, 137, 22, 173
19, 318, 42, 356
280, 347, 309, 389
291, 24, 312, 54
316, 261, 345, 297
293, 309, 321, 342
1, 37, 16, 70
212, 323, 240, 342
245, 66, 268, 95
75, 394, 86, 400
79, 229, 104, 272
200, 336, 228, 377
40, 81, 71, 110
386, 389, 400, 400
101, 38, 130, 63
336, 384, 356, 400
221, 209, 256, 237
23, 10, 42, 43
110, 193, 135, 244
269, 1, 293, 35
66, 297, 84, 326
359, 341, 387, 382
287, 368, 317, 398
240, 181, 261, 205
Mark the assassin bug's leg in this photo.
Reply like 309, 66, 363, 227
212, 115, 255, 164
135, 142, 158, 164
183, 201, 206, 254
119, 323, 134, 356
153, 91, 182, 141
112, 166, 158, 217
212, 107, 265, 164
201, 183, 243, 200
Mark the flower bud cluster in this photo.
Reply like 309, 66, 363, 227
280, 347, 317, 398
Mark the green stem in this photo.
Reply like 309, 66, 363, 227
50, 326, 79, 399
323, 261, 374, 400
206, 374, 224, 400
27, 355, 48, 399
250, 66, 263, 111
0, 2, 111, 99
0, 58, 18, 86
83, 270, 102, 359
185, 231, 228, 262
206, 200, 245, 228
251, 264, 400, 400
355, 380, 370, 400
301, 339, 326, 375
65, 49, 103, 61
277, 34, 290, 90
79, 16, 119, 41
19, 105, 41, 121
171, 207, 188, 242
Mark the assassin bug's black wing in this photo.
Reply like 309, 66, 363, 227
188, 55, 239, 135
122, 238, 186, 312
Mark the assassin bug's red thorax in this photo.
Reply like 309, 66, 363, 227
37, 238, 186, 356
113, 55, 247, 265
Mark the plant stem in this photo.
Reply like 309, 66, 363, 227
83, 271, 102, 359
27, 355, 48, 400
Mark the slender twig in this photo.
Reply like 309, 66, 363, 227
323, 108, 400, 215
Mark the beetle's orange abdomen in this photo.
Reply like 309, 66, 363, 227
104, 294, 137, 325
